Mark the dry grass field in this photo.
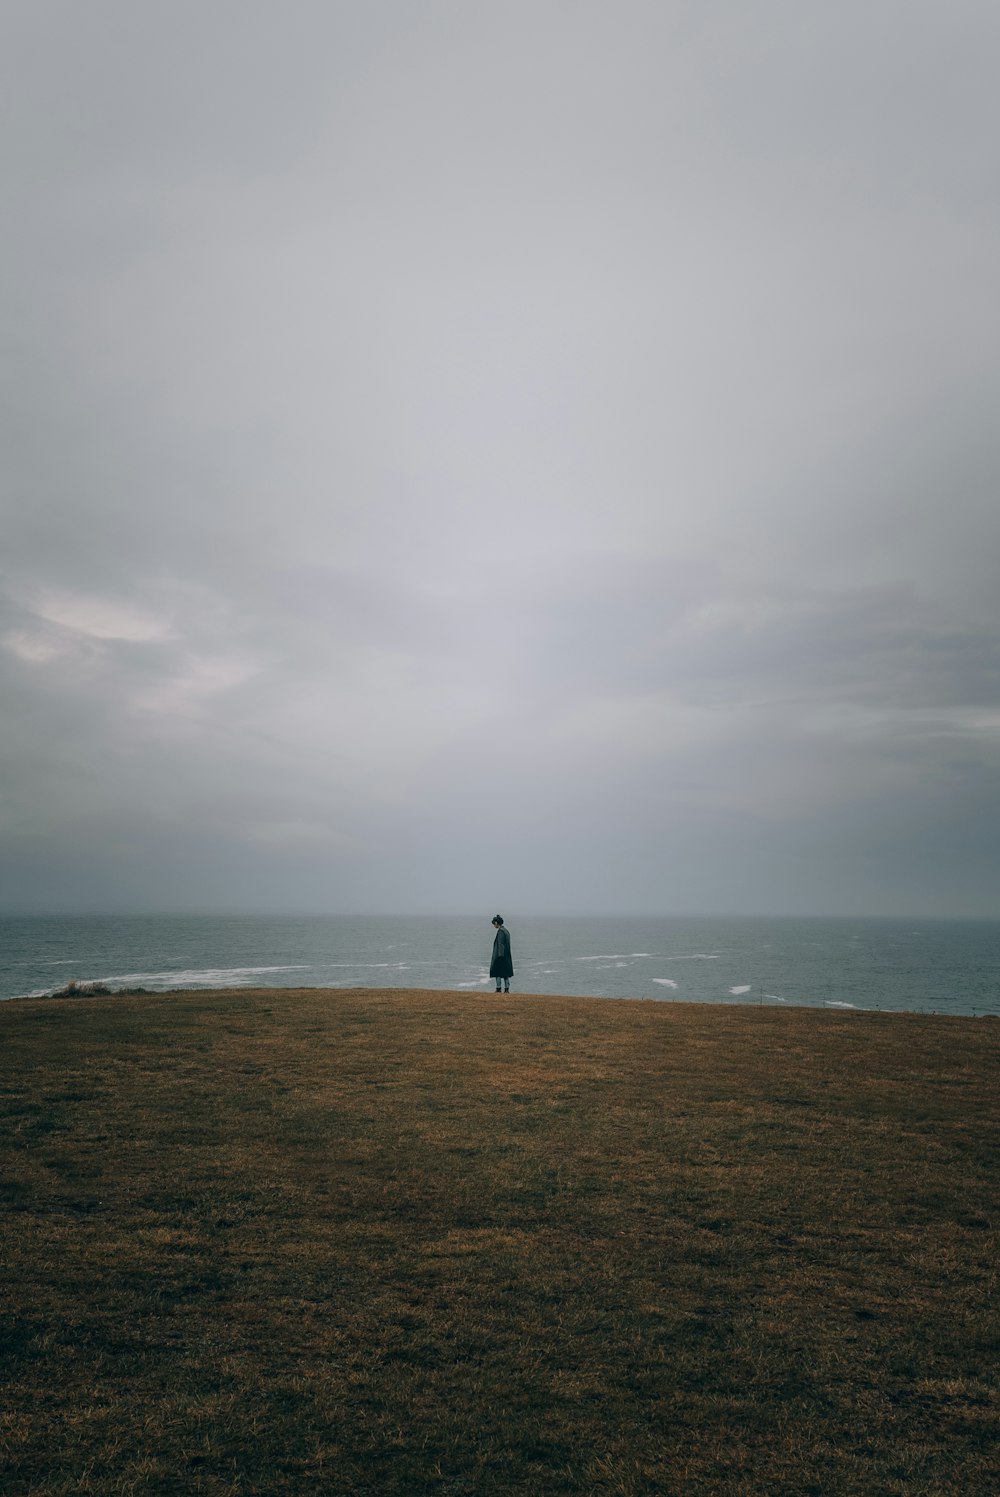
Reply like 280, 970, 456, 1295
2, 987, 998, 1495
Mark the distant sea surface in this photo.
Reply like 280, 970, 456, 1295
2, 914, 999, 1015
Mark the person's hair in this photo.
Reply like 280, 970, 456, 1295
493, 914, 503, 925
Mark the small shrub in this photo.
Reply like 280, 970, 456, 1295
49, 980, 114, 999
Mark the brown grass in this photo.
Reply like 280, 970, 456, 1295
2, 987, 998, 1495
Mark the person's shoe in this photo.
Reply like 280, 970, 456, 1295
504, 985, 510, 993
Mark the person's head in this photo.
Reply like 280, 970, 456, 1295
492, 914, 504, 928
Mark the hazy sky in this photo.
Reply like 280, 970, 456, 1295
3, 1, 999, 917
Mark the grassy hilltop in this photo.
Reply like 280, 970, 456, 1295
2, 988, 999, 1495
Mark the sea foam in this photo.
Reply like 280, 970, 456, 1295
90, 964, 313, 989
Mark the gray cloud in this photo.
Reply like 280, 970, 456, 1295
3, 2, 999, 915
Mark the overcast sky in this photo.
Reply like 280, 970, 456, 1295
2, 1, 999, 918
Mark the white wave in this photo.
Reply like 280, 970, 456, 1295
670, 953, 721, 960
324, 961, 427, 970
94, 964, 314, 987
729, 985, 752, 995
653, 978, 678, 989
576, 953, 635, 961
631, 952, 653, 958
825, 1000, 858, 1009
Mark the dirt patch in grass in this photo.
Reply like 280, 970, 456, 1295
2, 988, 998, 1494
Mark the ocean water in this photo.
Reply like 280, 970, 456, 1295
1, 914, 999, 1015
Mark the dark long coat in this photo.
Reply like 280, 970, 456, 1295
490, 925, 513, 980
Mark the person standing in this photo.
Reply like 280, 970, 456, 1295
490, 915, 513, 993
